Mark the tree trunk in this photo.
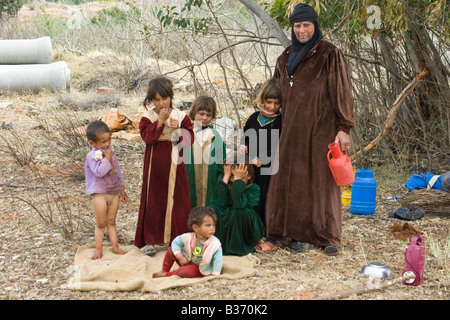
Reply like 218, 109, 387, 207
238, 0, 291, 48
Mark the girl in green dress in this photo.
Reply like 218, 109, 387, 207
211, 153, 266, 255
185, 96, 226, 209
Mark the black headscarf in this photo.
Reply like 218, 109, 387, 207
286, 3, 323, 76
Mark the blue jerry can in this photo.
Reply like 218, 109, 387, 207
350, 169, 377, 215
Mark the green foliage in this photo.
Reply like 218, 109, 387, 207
151, 0, 447, 41
155, 0, 212, 34
33, 7, 67, 38
262, 0, 448, 40
45, 0, 92, 4
0, 0, 24, 18
263, 0, 290, 30
91, 6, 141, 25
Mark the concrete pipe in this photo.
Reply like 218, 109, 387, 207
0, 37, 53, 65
0, 61, 71, 92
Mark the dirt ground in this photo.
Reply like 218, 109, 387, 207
0, 87, 449, 302
0, 2, 449, 302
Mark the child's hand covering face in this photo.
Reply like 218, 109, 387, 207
157, 106, 172, 122
231, 164, 248, 181
224, 164, 232, 177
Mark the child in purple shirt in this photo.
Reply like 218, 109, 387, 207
85, 120, 128, 260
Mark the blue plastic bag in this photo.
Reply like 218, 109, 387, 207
405, 172, 442, 190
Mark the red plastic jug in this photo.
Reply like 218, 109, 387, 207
327, 143, 355, 187
402, 234, 425, 286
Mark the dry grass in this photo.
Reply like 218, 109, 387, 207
0, 2, 448, 302
57, 91, 121, 111
1, 84, 449, 301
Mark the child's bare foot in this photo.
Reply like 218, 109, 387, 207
91, 249, 102, 260
152, 271, 167, 278
112, 247, 127, 255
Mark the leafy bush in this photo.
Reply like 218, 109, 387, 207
91, 6, 141, 26
0, 0, 25, 19
46, 0, 90, 4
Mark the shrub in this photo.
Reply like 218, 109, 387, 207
0, 0, 25, 19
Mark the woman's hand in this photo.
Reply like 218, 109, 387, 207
334, 130, 351, 153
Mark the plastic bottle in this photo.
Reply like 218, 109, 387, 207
402, 234, 425, 286
350, 168, 376, 215
327, 143, 355, 187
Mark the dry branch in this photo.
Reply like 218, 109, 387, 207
351, 68, 429, 160
164, 38, 278, 76
312, 273, 415, 300
397, 189, 450, 214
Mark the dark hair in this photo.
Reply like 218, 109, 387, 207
86, 120, 111, 142
188, 95, 217, 120
254, 78, 281, 108
143, 76, 174, 110
187, 207, 217, 230
225, 152, 255, 184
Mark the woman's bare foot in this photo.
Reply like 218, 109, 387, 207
112, 247, 127, 255
152, 271, 167, 278
91, 249, 102, 260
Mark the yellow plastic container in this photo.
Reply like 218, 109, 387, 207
341, 169, 356, 205
341, 186, 351, 205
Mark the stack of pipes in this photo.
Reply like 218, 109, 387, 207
0, 37, 71, 92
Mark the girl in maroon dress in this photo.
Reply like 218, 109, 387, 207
134, 76, 194, 256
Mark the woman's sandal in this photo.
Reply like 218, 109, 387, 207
255, 241, 278, 253
323, 246, 339, 256
144, 244, 157, 256
290, 241, 314, 253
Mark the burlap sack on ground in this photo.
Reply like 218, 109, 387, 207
67, 244, 257, 292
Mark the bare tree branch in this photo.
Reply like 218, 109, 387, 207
238, 0, 291, 48
351, 68, 429, 160
312, 273, 416, 300
164, 38, 279, 76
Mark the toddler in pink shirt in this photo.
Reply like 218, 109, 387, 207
85, 120, 127, 260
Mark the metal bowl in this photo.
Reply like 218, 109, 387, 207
361, 262, 392, 279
